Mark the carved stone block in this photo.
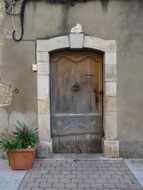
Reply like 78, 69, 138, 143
71, 23, 83, 33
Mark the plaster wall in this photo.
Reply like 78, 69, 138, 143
0, 0, 143, 157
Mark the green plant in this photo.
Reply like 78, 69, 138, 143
0, 121, 38, 150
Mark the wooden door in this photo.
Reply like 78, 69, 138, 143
51, 51, 103, 153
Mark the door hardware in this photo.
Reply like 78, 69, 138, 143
84, 74, 94, 77
94, 90, 103, 103
72, 82, 80, 92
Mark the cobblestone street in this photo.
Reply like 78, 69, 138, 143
18, 159, 142, 190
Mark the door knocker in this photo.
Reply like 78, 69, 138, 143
72, 82, 80, 92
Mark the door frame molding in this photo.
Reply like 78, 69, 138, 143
36, 33, 119, 158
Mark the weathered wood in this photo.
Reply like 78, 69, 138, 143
53, 134, 102, 153
52, 114, 102, 136
51, 50, 103, 153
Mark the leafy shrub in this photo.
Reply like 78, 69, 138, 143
0, 121, 38, 150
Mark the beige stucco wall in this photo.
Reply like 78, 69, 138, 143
0, 0, 143, 157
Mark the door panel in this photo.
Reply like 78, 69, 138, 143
51, 51, 103, 153
52, 114, 102, 136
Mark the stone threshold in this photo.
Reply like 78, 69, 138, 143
36, 153, 122, 161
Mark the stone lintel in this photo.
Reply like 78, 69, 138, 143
84, 36, 116, 52
37, 36, 69, 52
69, 33, 84, 49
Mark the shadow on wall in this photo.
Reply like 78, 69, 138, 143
101, 0, 109, 10
4, 0, 109, 41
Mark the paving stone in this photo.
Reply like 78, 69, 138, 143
52, 182, 65, 188
18, 187, 32, 190
40, 182, 52, 188
71, 178, 83, 183
78, 182, 90, 188
90, 183, 103, 188
103, 183, 116, 188
18, 159, 142, 190
65, 183, 78, 188
27, 182, 40, 188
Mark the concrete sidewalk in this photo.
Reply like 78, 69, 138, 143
0, 156, 143, 190
0, 159, 26, 190
124, 159, 143, 187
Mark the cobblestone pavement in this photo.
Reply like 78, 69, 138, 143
18, 159, 142, 190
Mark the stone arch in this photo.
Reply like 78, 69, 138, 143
36, 33, 119, 158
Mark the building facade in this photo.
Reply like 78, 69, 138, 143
0, 0, 143, 158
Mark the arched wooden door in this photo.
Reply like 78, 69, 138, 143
51, 50, 103, 153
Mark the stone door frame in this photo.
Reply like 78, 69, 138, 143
36, 33, 119, 158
